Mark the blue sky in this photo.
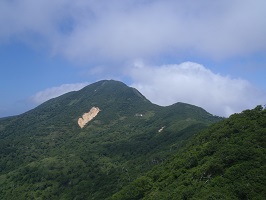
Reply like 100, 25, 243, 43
0, 0, 266, 117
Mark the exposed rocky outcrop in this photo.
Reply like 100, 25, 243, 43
78, 107, 101, 128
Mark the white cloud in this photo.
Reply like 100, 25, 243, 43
129, 61, 266, 117
0, 0, 265, 61
31, 82, 88, 104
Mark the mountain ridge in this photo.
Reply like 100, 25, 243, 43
0, 79, 224, 199
111, 105, 266, 200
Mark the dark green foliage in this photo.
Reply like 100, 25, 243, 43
0, 80, 222, 199
111, 106, 266, 200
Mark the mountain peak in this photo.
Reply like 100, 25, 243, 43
0, 79, 224, 199
78, 79, 151, 108
82, 79, 128, 90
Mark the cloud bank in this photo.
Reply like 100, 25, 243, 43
130, 62, 266, 117
1, 0, 265, 62
26, 62, 266, 117
1, 1, 265, 118
31, 83, 88, 104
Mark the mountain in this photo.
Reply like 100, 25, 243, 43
111, 106, 266, 200
0, 80, 222, 199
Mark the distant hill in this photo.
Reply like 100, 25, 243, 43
111, 105, 266, 200
0, 80, 222, 199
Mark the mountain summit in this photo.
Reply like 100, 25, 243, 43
0, 80, 222, 199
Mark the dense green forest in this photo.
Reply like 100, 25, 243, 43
111, 105, 266, 200
0, 80, 221, 199
0, 80, 264, 199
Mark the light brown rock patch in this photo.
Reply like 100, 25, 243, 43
78, 107, 101, 128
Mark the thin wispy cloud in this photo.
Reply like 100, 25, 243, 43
130, 61, 266, 117
31, 83, 88, 104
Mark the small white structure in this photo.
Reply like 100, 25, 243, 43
158, 126, 165, 133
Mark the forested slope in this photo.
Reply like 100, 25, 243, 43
111, 106, 266, 200
0, 80, 222, 199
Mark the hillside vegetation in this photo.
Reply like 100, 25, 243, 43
111, 105, 266, 200
0, 80, 222, 199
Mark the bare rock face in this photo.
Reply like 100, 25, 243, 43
78, 107, 101, 128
